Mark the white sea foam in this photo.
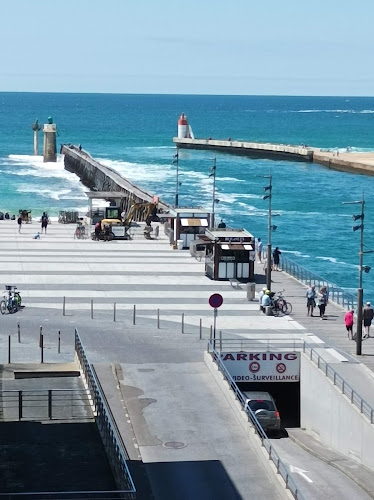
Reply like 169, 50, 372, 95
282, 250, 311, 258
17, 186, 73, 201
98, 158, 173, 183
293, 109, 374, 114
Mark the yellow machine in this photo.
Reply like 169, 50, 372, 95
97, 202, 158, 240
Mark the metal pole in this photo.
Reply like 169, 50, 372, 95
199, 318, 202, 340
91, 299, 94, 319
17, 321, 20, 343
213, 308, 217, 349
357, 200, 365, 355
174, 147, 179, 208
48, 390, 52, 420
8, 335, 11, 364
63, 296, 66, 316
219, 330, 222, 352
157, 309, 160, 329
19, 391, 23, 420
58, 331, 61, 354
113, 302, 116, 322
182, 313, 185, 334
133, 305, 136, 325
39, 326, 42, 348
40, 334, 44, 363
266, 175, 272, 291
211, 158, 216, 228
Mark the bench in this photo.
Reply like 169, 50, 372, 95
229, 279, 241, 290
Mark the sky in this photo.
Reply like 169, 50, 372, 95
1, 0, 373, 96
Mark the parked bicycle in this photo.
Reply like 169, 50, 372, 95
74, 223, 88, 239
0, 285, 22, 314
270, 290, 292, 316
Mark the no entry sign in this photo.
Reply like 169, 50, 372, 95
209, 293, 223, 308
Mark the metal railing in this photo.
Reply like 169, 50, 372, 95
280, 254, 356, 310
75, 329, 136, 499
208, 343, 305, 500
306, 346, 374, 424
214, 337, 307, 353
0, 389, 92, 421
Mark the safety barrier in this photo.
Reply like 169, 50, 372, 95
208, 342, 306, 500
280, 254, 356, 310
75, 329, 136, 499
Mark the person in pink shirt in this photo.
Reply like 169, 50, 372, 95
344, 309, 354, 340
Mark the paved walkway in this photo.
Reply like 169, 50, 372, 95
2, 219, 374, 498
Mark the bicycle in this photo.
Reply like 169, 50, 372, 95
0, 285, 21, 314
270, 290, 292, 316
74, 223, 88, 239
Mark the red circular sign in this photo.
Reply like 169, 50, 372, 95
249, 362, 260, 373
276, 363, 286, 374
209, 293, 223, 308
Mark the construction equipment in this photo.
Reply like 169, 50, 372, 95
93, 202, 159, 240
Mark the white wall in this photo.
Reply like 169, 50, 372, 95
301, 354, 374, 469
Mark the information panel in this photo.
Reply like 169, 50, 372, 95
221, 352, 300, 382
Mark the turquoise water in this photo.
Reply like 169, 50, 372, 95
1, 92, 374, 297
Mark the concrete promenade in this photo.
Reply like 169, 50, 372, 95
2, 219, 374, 497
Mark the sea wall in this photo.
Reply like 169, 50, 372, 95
173, 138, 313, 162
61, 144, 170, 210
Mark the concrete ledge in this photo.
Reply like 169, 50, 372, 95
204, 350, 293, 500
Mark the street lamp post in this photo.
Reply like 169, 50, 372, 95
263, 175, 273, 291
209, 157, 219, 228
343, 197, 366, 355
173, 147, 179, 207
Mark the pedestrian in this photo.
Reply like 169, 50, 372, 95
344, 309, 354, 340
17, 215, 22, 233
261, 289, 271, 313
4, 212, 10, 220
94, 221, 101, 240
317, 286, 328, 320
306, 285, 316, 316
273, 247, 281, 271
103, 222, 111, 242
258, 286, 267, 312
41, 212, 48, 234
257, 238, 263, 263
363, 302, 374, 338
33, 232, 40, 240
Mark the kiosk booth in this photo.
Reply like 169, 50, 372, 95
203, 228, 255, 281
166, 207, 211, 249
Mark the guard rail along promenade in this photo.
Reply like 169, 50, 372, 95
279, 254, 356, 310
173, 138, 374, 175
61, 144, 170, 213
75, 329, 136, 500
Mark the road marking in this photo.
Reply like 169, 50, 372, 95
325, 348, 349, 362
290, 465, 313, 483
307, 334, 325, 344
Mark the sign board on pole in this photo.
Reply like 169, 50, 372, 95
220, 352, 300, 382
209, 293, 223, 308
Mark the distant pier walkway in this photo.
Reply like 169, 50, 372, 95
173, 137, 374, 175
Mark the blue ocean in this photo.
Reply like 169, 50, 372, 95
1, 93, 374, 298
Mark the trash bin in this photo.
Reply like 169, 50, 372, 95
247, 283, 256, 301
177, 239, 184, 250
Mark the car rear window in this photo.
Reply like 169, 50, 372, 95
247, 400, 275, 411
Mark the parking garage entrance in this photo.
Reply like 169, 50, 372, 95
221, 351, 300, 428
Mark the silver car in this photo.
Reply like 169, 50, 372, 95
243, 391, 281, 431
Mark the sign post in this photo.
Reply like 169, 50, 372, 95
209, 293, 223, 349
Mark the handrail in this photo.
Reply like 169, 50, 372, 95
280, 255, 356, 310
306, 346, 374, 424
208, 342, 306, 500
75, 329, 136, 498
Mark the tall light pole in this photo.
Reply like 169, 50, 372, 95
263, 175, 273, 291
209, 157, 219, 228
173, 147, 180, 207
343, 196, 366, 355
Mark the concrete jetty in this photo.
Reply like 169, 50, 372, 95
173, 137, 374, 175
